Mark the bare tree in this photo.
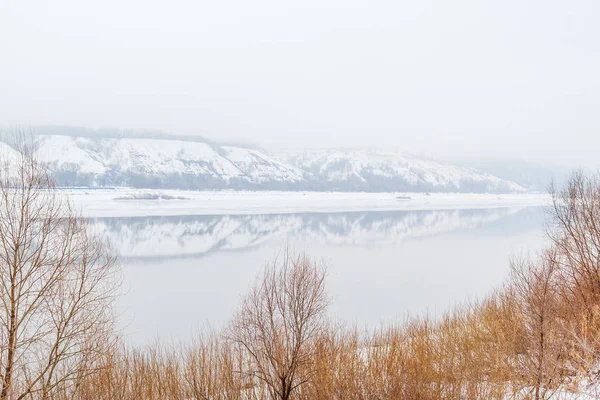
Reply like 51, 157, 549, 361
545, 171, 600, 380
548, 171, 600, 318
509, 250, 563, 400
0, 138, 118, 399
228, 251, 329, 400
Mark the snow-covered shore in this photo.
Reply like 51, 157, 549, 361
66, 188, 551, 218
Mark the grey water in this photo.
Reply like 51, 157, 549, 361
92, 206, 548, 344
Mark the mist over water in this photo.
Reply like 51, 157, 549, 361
94, 206, 548, 345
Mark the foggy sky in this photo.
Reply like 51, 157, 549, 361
1, 0, 598, 166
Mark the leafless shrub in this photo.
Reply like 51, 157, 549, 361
548, 171, 600, 319
507, 250, 563, 399
182, 331, 248, 400
228, 251, 329, 400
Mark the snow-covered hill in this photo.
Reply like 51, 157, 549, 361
278, 149, 525, 193
0, 134, 527, 193
32, 135, 306, 189
0, 142, 21, 167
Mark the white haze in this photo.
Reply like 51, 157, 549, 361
0, 0, 598, 167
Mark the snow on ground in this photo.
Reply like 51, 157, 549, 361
67, 188, 551, 218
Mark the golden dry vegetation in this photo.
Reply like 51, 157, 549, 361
2, 143, 600, 399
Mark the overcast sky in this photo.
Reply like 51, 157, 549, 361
0, 0, 598, 166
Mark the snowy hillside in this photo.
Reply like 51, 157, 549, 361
0, 142, 21, 167
32, 135, 306, 189
455, 158, 571, 191
278, 149, 526, 193
0, 134, 527, 192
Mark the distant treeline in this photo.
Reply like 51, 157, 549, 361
50, 168, 514, 193
25, 125, 263, 149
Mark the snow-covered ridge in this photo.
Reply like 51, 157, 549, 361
278, 149, 525, 193
31, 135, 305, 189
0, 142, 21, 166
1, 134, 527, 193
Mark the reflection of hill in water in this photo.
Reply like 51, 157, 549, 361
89, 207, 543, 261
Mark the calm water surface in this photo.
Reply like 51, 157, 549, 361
92, 206, 547, 344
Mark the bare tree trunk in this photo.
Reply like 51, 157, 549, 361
1, 294, 17, 400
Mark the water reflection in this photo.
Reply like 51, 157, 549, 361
91, 207, 540, 261
98, 207, 547, 344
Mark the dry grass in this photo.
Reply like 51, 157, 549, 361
4, 155, 600, 399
